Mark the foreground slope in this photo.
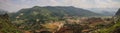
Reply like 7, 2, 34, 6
98, 8, 120, 33
0, 11, 21, 33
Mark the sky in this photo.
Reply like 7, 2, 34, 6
0, 0, 120, 12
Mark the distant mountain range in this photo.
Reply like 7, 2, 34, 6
1, 6, 118, 16
9, 6, 104, 24
87, 8, 119, 16
10, 6, 102, 17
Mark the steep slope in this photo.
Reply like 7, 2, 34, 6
0, 11, 21, 33
115, 8, 120, 16
112, 8, 120, 33
98, 8, 120, 33
114, 8, 120, 22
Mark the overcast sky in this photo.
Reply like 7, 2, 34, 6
0, 0, 120, 12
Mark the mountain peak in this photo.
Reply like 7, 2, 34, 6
32, 6, 41, 8
32, 6, 75, 8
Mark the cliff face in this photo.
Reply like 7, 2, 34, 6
115, 8, 120, 16
0, 13, 21, 33
114, 8, 120, 23
111, 8, 120, 33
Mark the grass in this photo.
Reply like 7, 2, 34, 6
98, 21, 120, 33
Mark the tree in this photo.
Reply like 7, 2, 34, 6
0, 13, 21, 33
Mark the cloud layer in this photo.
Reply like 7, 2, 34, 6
0, 0, 120, 12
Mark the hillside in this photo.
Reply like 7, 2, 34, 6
9, 6, 102, 23
10, 6, 101, 17
10, 6, 102, 22
0, 11, 21, 33
8, 6, 102, 32
97, 8, 120, 33
7, 6, 111, 33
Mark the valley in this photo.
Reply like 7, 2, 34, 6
0, 6, 120, 33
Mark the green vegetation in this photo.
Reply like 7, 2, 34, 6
98, 22, 120, 33
0, 14, 21, 33
0, 6, 119, 33
9, 6, 102, 31
98, 8, 120, 33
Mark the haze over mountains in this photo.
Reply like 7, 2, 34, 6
87, 8, 119, 16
